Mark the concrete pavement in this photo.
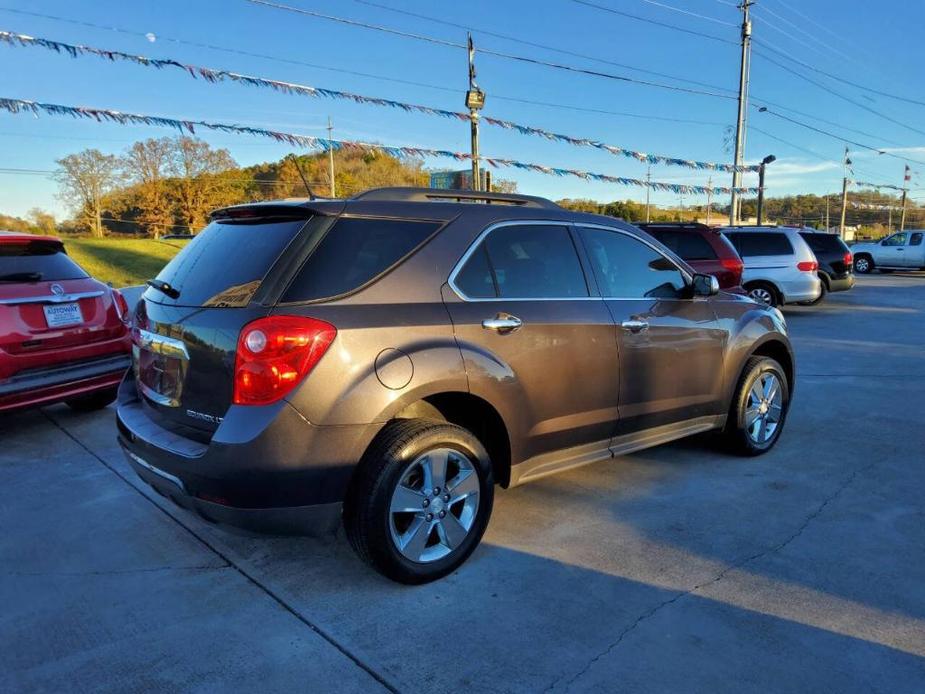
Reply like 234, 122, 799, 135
2, 273, 924, 692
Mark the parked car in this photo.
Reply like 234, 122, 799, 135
721, 226, 822, 307
851, 230, 925, 273
117, 188, 794, 583
798, 229, 855, 304
0, 232, 131, 413
636, 222, 744, 290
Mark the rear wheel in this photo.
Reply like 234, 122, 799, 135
65, 387, 118, 412
721, 356, 790, 456
854, 255, 873, 273
744, 281, 780, 308
345, 419, 494, 584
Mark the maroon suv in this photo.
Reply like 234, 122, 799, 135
118, 189, 793, 583
638, 222, 744, 290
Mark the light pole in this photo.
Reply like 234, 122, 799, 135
465, 33, 485, 192
756, 154, 775, 225
730, 0, 753, 225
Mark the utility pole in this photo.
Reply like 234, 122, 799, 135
756, 154, 775, 225
678, 192, 684, 221
839, 147, 851, 239
465, 33, 485, 192
729, 0, 753, 226
706, 176, 713, 225
900, 164, 911, 230
327, 117, 335, 198
645, 165, 651, 222
825, 196, 830, 230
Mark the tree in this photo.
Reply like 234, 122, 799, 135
27, 207, 56, 235
122, 138, 173, 238
54, 149, 121, 237
168, 137, 241, 230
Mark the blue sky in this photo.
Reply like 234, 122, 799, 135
1, 0, 923, 220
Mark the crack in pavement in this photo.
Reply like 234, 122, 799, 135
547, 460, 877, 693
4, 565, 230, 577
42, 410, 401, 694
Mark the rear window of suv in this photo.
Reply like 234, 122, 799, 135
646, 230, 718, 260
725, 232, 793, 257
150, 218, 308, 307
0, 241, 88, 282
799, 232, 849, 255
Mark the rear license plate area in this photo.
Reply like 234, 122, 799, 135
43, 302, 83, 328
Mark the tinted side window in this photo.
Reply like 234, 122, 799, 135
735, 233, 793, 257
454, 244, 497, 298
910, 232, 923, 246
800, 232, 849, 255
283, 217, 440, 302
0, 242, 88, 281
882, 233, 907, 246
580, 227, 686, 299
466, 224, 588, 299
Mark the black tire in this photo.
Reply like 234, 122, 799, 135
854, 254, 873, 274
65, 387, 118, 412
721, 356, 790, 456
345, 418, 494, 584
798, 277, 827, 306
744, 281, 780, 308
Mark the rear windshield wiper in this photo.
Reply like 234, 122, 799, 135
145, 278, 181, 299
0, 271, 42, 282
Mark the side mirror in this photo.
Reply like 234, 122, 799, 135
692, 273, 720, 297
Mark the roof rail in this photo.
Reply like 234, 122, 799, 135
351, 187, 560, 209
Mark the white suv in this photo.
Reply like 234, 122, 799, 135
721, 226, 822, 307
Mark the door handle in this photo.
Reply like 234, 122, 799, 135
621, 319, 649, 333
482, 314, 523, 332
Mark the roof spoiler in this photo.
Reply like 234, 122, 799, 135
351, 187, 560, 209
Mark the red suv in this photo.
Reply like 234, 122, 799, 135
0, 232, 131, 413
638, 223, 744, 291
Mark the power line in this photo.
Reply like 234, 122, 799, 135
569, 0, 736, 45
756, 107, 925, 167
752, 38, 925, 109
752, 48, 925, 139
630, 0, 737, 26
750, 4, 853, 63
351, 0, 734, 93
246, 0, 738, 100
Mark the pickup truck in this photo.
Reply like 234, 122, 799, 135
851, 230, 925, 273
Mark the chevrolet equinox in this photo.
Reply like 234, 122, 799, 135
117, 188, 794, 583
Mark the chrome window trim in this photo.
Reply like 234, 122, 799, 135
447, 219, 599, 302
0, 289, 104, 306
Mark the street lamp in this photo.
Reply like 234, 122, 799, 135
757, 154, 776, 225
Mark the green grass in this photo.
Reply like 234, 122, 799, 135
64, 238, 188, 287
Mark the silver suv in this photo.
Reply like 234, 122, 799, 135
721, 226, 822, 307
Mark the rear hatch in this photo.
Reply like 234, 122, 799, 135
800, 232, 852, 275
0, 237, 122, 378
134, 207, 329, 439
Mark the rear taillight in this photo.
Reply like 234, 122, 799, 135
111, 288, 130, 324
797, 261, 818, 272
843, 251, 853, 266
233, 316, 336, 406
720, 257, 744, 272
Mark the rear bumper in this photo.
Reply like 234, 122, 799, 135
780, 275, 822, 304
116, 373, 373, 535
827, 274, 855, 292
0, 353, 130, 412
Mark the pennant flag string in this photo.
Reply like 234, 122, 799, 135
0, 30, 758, 175
0, 97, 759, 195
852, 180, 906, 191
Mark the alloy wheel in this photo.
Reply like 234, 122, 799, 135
744, 373, 783, 444
388, 448, 480, 563
749, 287, 774, 306
855, 257, 870, 273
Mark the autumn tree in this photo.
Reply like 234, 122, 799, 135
54, 149, 121, 237
122, 137, 173, 238
168, 137, 241, 230
27, 207, 57, 235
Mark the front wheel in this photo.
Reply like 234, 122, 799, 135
345, 419, 494, 584
721, 356, 790, 456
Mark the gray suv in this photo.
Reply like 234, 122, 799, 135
118, 188, 794, 583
